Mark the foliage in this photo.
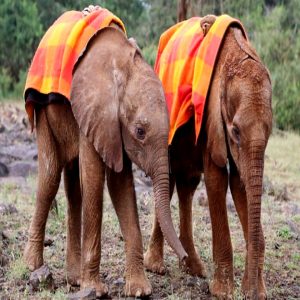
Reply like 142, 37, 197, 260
142, 0, 177, 46
0, 0, 299, 131
0, 0, 42, 83
142, 44, 158, 67
7, 257, 29, 281
253, 3, 300, 130
0, 69, 13, 99
277, 226, 293, 240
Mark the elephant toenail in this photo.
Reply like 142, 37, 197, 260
135, 289, 142, 297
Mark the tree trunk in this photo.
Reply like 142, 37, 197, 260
177, 0, 189, 22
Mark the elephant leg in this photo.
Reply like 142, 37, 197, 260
64, 158, 82, 286
24, 107, 62, 271
176, 176, 206, 277
229, 161, 266, 299
203, 151, 233, 298
107, 156, 151, 297
79, 134, 107, 297
144, 175, 175, 275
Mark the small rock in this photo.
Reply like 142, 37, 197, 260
0, 145, 37, 161
186, 277, 197, 287
0, 253, 9, 267
1, 230, 13, 240
274, 242, 280, 250
44, 237, 54, 247
0, 124, 5, 133
113, 277, 125, 287
139, 203, 150, 215
274, 186, 290, 202
26, 148, 38, 161
0, 162, 9, 177
9, 161, 37, 177
199, 280, 210, 294
0, 203, 18, 215
197, 189, 208, 206
29, 265, 54, 292
22, 117, 29, 128
118, 234, 124, 241
170, 282, 180, 290
67, 288, 97, 300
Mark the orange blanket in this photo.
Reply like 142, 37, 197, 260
155, 15, 246, 144
24, 8, 125, 122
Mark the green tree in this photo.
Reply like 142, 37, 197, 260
143, 0, 177, 46
253, 2, 300, 130
0, 0, 43, 83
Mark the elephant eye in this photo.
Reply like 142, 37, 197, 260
232, 126, 240, 145
136, 127, 146, 140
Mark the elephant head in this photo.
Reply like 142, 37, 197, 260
70, 27, 187, 261
206, 27, 272, 297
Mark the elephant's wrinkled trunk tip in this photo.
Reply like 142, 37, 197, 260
152, 162, 188, 261
158, 215, 188, 261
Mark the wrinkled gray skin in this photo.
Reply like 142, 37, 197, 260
24, 26, 187, 298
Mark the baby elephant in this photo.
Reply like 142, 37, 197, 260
24, 9, 186, 298
145, 15, 272, 299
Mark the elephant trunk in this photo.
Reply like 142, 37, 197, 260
245, 140, 265, 298
151, 155, 187, 261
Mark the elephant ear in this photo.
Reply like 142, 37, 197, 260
233, 27, 261, 63
234, 27, 272, 83
71, 31, 128, 173
206, 75, 228, 168
128, 37, 142, 55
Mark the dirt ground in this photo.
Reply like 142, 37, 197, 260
0, 102, 299, 299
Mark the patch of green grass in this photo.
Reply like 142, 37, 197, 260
277, 226, 293, 240
47, 196, 67, 236
34, 289, 67, 300
265, 131, 300, 198
234, 253, 245, 269
7, 256, 29, 281
286, 261, 299, 271
292, 214, 300, 222
291, 253, 300, 263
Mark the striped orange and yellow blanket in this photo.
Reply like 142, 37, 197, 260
155, 15, 245, 144
24, 8, 125, 123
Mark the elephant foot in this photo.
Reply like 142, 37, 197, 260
242, 273, 267, 299
66, 256, 81, 286
210, 274, 234, 299
180, 253, 206, 277
243, 291, 267, 300
66, 272, 80, 286
125, 271, 152, 297
144, 248, 166, 275
24, 240, 44, 271
81, 278, 108, 298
